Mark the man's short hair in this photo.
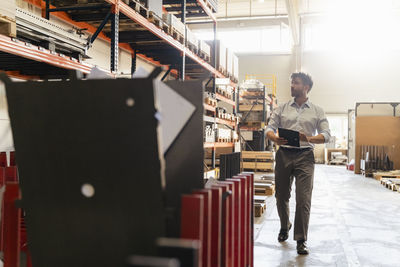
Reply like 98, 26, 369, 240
291, 72, 313, 92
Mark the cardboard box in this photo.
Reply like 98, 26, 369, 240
162, 13, 185, 36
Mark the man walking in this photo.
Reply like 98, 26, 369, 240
266, 72, 331, 255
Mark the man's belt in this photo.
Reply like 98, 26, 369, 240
280, 146, 313, 152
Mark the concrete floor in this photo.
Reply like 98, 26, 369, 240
254, 165, 400, 267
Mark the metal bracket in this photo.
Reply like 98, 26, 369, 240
87, 10, 112, 48
148, 67, 163, 79
161, 68, 172, 81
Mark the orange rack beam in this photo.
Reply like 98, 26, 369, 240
0, 34, 92, 74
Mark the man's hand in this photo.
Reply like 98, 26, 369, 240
274, 136, 288, 146
266, 131, 288, 145
299, 132, 309, 142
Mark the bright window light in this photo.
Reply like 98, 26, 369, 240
304, 0, 400, 52
193, 26, 292, 54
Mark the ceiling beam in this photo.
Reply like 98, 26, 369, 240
285, 0, 300, 45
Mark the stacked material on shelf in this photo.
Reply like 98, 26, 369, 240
186, 26, 198, 52
198, 40, 211, 61
226, 48, 233, 78
0, 0, 16, 20
216, 128, 232, 142
206, 40, 226, 75
0, 0, 16, 37
232, 54, 239, 83
162, 13, 185, 36
207, 0, 218, 12
205, 124, 215, 143
241, 151, 274, 172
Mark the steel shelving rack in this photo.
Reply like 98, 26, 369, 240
0, 0, 239, 171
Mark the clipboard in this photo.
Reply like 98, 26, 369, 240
278, 128, 300, 147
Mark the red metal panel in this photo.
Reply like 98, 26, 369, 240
218, 181, 234, 267
181, 194, 204, 267
9, 152, 15, 167
242, 172, 254, 267
193, 190, 212, 267
232, 176, 247, 267
212, 184, 230, 267
5, 166, 18, 182
0, 167, 5, 188
226, 179, 241, 267
240, 173, 254, 267
0, 152, 6, 167
3, 182, 21, 267
209, 187, 222, 267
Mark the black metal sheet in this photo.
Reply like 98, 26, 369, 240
3, 75, 165, 267
164, 80, 204, 237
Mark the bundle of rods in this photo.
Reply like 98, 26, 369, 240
360, 145, 394, 171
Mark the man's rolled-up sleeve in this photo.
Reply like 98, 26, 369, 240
266, 105, 281, 134
317, 108, 331, 143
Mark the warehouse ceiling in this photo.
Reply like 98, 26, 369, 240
216, 0, 400, 19
216, 0, 287, 18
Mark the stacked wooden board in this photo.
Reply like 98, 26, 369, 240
241, 151, 274, 172
254, 195, 267, 217
253, 174, 275, 217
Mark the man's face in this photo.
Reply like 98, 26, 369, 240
291, 77, 309, 97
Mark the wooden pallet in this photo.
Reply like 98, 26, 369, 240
254, 183, 275, 196
239, 104, 265, 112
148, 11, 169, 32
198, 50, 210, 62
216, 88, 233, 99
254, 203, 266, 217
373, 171, 400, 181
170, 28, 184, 44
218, 66, 228, 76
187, 42, 198, 53
0, 15, 16, 37
381, 178, 400, 191
132, 0, 149, 18
254, 195, 268, 203
204, 97, 217, 107
242, 151, 274, 161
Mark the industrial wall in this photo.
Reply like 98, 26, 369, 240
239, 51, 400, 113
238, 53, 294, 104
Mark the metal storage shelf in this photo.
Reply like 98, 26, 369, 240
216, 93, 236, 106
204, 142, 235, 148
0, 34, 92, 77
204, 115, 236, 128
0, 0, 228, 80
163, 0, 217, 22
203, 103, 216, 113
103, 0, 223, 78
